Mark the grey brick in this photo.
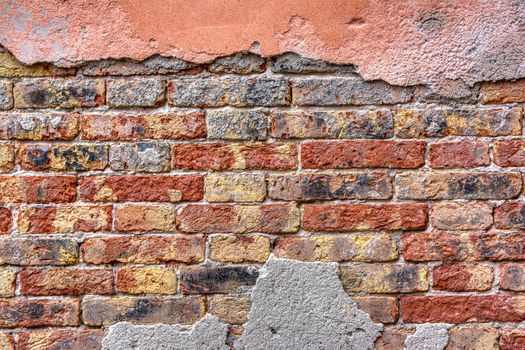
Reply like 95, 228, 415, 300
107, 79, 165, 107
272, 53, 356, 74
110, 142, 170, 172
82, 56, 193, 76
207, 109, 267, 140
208, 53, 266, 74
0, 81, 12, 109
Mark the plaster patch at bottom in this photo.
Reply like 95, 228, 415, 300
405, 324, 452, 350
235, 256, 382, 350
101, 314, 229, 350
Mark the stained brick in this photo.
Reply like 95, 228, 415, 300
429, 140, 490, 168
0, 176, 77, 203
494, 139, 525, 166
352, 296, 398, 323
0, 299, 79, 328
19, 268, 114, 295
401, 295, 525, 323
431, 202, 493, 230
115, 204, 175, 233
432, 263, 493, 291
0, 208, 11, 234
340, 264, 429, 293
272, 53, 355, 74
446, 326, 499, 350
0, 113, 78, 140
176, 204, 300, 233
274, 234, 397, 262
210, 235, 270, 263
18, 205, 112, 234
17, 330, 105, 350
109, 142, 171, 172
0, 81, 12, 109
270, 110, 393, 139
205, 174, 266, 202
206, 109, 268, 140
0, 238, 78, 265
292, 78, 414, 106
82, 297, 205, 326
14, 79, 104, 108
268, 172, 392, 201
17, 144, 108, 172
0, 143, 13, 172
481, 79, 525, 103
403, 232, 525, 262
180, 265, 259, 294
395, 171, 522, 199
107, 79, 165, 107
208, 53, 266, 74
500, 264, 525, 291
495, 202, 525, 229
81, 235, 205, 264
303, 203, 428, 232
80, 112, 206, 140
82, 56, 192, 76
501, 329, 525, 350
172, 142, 297, 170
117, 266, 177, 294
302, 141, 425, 169
394, 107, 522, 137
375, 327, 414, 350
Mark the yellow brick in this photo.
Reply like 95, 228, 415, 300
209, 295, 251, 324
210, 235, 270, 263
0, 269, 15, 297
0, 51, 75, 77
117, 266, 177, 294
205, 174, 266, 202
115, 204, 175, 233
0, 144, 13, 172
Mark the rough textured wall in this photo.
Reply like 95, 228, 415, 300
0, 46, 524, 349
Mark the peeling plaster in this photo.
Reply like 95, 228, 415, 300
1, 0, 525, 93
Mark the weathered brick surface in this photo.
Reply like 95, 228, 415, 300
177, 204, 299, 233
0, 143, 14, 172
375, 327, 414, 350
17, 330, 105, 350
352, 296, 398, 323
431, 202, 493, 230
172, 142, 297, 170
107, 79, 165, 107
429, 140, 490, 168
209, 295, 251, 324
501, 329, 525, 350
180, 265, 259, 294
18, 205, 112, 234
445, 326, 499, 350
270, 110, 393, 139
292, 78, 414, 105
494, 139, 525, 166
207, 109, 268, 140
0, 81, 13, 109
109, 142, 171, 172
0, 269, 15, 297
82, 56, 192, 76
274, 234, 397, 262
14, 79, 104, 108
80, 175, 203, 202
395, 171, 522, 199
302, 141, 425, 169
0, 238, 78, 265
0, 51, 75, 77
303, 203, 428, 232
81, 112, 206, 140
481, 78, 525, 103
272, 53, 355, 74
20, 268, 114, 295
205, 174, 266, 202
210, 235, 270, 263
0, 176, 77, 203
495, 202, 525, 229
500, 264, 525, 291
117, 266, 177, 294
208, 53, 266, 74
115, 204, 175, 233
0, 299, 79, 328
0, 113, 79, 140
394, 108, 522, 137
340, 263, 429, 293
0, 208, 12, 234
268, 172, 392, 201
18, 143, 108, 171
432, 263, 493, 291
82, 297, 205, 325
401, 295, 525, 323
82, 235, 205, 264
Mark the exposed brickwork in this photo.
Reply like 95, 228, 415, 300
0, 50, 524, 346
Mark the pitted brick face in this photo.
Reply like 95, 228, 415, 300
0, 48, 523, 349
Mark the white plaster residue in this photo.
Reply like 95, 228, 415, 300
405, 324, 452, 350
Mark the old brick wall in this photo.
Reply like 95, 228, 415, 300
0, 46, 524, 349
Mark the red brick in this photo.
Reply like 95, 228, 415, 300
0, 176, 77, 203
495, 202, 525, 229
303, 203, 428, 232
481, 78, 525, 103
432, 263, 493, 291
0, 207, 11, 234
429, 140, 489, 168
401, 295, 525, 323
82, 235, 205, 264
501, 329, 525, 350
431, 202, 493, 230
81, 112, 206, 140
500, 264, 525, 291
115, 204, 176, 233
301, 140, 425, 169
172, 143, 297, 170
352, 296, 398, 323
403, 232, 525, 262
446, 326, 499, 350
17, 329, 105, 350
79, 175, 203, 202
494, 139, 525, 166
0, 299, 79, 328
18, 205, 112, 234
19, 268, 114, 296
176, 204, 300, 233
375, 327, 414, 350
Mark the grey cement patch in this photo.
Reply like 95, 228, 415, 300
405, 324, 452, 350
101, 314, 229, 350
235, 256, 382, 350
